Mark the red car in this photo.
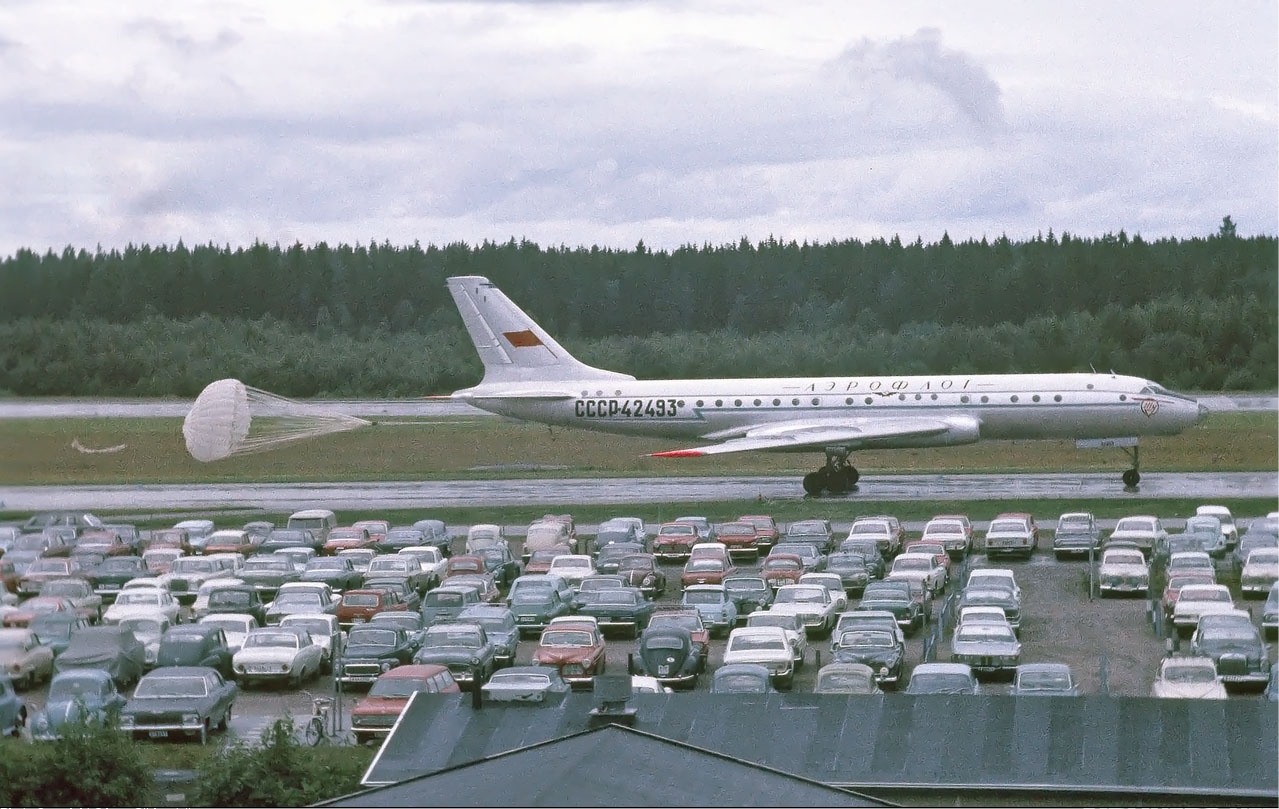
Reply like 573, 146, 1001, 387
737, 515, 780, 551
904, 541, 951, 578
680, 557, 738, 588
525, 546, 572, 575
3, 596, 76, 628
531, 620, 607, 687
144, 528, 193, 555
351, 520, 390, 547
1162, 572, 1216, 618
73, 530, 133, 558
761, 554, 804, 590
322, 527, 375, 555
350, 664, 460, 745
336, 589, 408, 629
715, 522, 763, 562
653, 523, 700, 562
203, 530, 262, 557
443, 555, 486, 579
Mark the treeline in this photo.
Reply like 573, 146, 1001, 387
0, 220, 1274, 396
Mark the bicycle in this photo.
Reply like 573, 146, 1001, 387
302, 691, 334, 746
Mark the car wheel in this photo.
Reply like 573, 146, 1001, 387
217, 706, 230, 732
198, 720, 209, 745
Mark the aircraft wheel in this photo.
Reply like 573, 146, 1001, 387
826, 471, 850, 495
1122, 469, 1140, 487
802, 470, 828, 495
847, 466, 860, 485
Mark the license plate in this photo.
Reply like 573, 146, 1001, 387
657, 664, 670, 676
148, 730, 169, 738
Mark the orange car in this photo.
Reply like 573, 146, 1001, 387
531, 620, 606, 687
761, 554, 804, 591
350, 664, 460, 744
322, 527, 375, 555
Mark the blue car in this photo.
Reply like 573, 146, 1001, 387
29, 669, 126, 741
680, 585, 738, 638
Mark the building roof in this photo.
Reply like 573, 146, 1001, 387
356, 691, 1277, 803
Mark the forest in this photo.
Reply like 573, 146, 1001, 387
0, 218, 1274, 397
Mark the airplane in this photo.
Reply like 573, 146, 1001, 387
445, 275, 1209, 494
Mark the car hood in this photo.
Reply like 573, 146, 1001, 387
1100, 563, 1148, 574
533, 647, 593, 665
352, 696, 409, 717
414, 648, 481, 665
233, 648, 298, 664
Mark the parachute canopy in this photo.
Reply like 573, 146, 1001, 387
183, 378, 370, 462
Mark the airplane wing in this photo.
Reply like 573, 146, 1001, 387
650, 416, 978, 457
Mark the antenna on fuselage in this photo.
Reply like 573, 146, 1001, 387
1089, 363, 1097, 373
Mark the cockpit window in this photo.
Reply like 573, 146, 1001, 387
1141, 384, 1195, 403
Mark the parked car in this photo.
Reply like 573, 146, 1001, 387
1195, 505, 1238, 550
507, 580, 572, 637
473, 544, 522, 588
337, 548, 377, 574
814, 662, 882, 694
710, 663, 775, 694
1162, 573, 1217, 621
572, 588, 655, 638
1190, 611, 1272, 688
532, 620, 608, 687
141, 548, 184, 576
1241, 547, 1279, 598
377, 527, 429, 556
28, 612, 92, 658
595, 543, 646, 576
203, 529, 261, 557
845, 518, 900, 558
442, 573, 500, 606
921, 515, 973, 558
265, 587, 338, 626
546, 555, 596, 590
950, 620, 1022, 675
1011, 662, 1080, 696
769, 542, 826, 573
830, 628, 904, 687
85, 556, 148, 601
723, 576, 774, 622
858, 579, 925, 635
203, 585, 267, 626
197, 613, 258, 654
837, 539, 887, 580
904, 662, 981, 695
409, 519, 451, 556
322, 526, 375, 556
722, 626, 794, 689
1181, 515, 1229, 559
237, 554, 299, 599
630, 626, 700, 689
118, 615, 173, 669
823, 552, 871, 597
53, 624, 146, 689
335, 624, 417, 687
983, 513, 1039, 560
464, 524, 505, 555
746, 611, 808, 668
652, 523, 700, 562
29, 668, 126, 741
155, 624, 235, 678
714, 522, 764, 562
647, 610, 710, 671
1172, 584, 1236, 634
351, 664, 460, 743
36, 577, 102, 623
615, 554, 666, 599
300, 557, 363, 592
1106, 515, 1167, 556
956, 586, 1021, 633
680, 557, 738, 589
525, 546, 573, 576
680, 584, 738, 637
411, 622, 497, 689
1098, 547, 1151, 597
101, 588, 180, 626
398, 546, 447, 589
480, 665, 571, 703
769, 583, 838, 637
1150, 656, 1227, 699
119, 666, 237, 744
18, 558, 84, 598
887, 553, 947, 597
0, 627, 55, 689
454, 604, 519, 667
232, 626, 324, 687
1052, 512, 1101, 560
419, 584, 483, 628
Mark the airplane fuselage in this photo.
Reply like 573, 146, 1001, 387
454, 371, 1204, 450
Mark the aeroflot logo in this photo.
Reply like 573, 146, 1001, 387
503, 330, 544, 348
1138, 398, 1159, 417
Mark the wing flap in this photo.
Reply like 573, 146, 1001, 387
650, 417, 970, 457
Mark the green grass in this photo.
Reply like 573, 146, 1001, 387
2, 411, 1275, 486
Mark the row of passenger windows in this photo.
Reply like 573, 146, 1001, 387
577, 392, 1140, 406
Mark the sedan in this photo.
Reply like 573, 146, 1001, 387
232, 627, 324, 687
831, 628, 904, 687
480, 666, 571, 703
680, 585, 738, 638
572, 588, 655, 638
0, 628, 55, 690
950, 622, 1022, 675
118, 665, 237, 744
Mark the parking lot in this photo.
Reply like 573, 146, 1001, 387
10, 511, 1277, 748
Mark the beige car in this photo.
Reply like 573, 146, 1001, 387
0, 627, 55, 689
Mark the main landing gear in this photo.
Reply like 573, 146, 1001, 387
803, 448, 859, 496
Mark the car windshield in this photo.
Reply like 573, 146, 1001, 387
348, 629, 397, 647
40, 580, 86, 596
839, 630, 894, 648
371, 560, 410, 573
245, 559, 290, 571
725, 579, 766, 593
306, 559, 347, 570
274, 593, 321, 607
716, 673, 766, 691
894, 558, 931, 572
342, 594, 380, 607
171, 559, 216, 574
49, 674, 107, 701
209, 591, 252, 607
119, 617, 165, 635
423, 628, 481, 648
660, 526, 695, 536
594, 592, 639, 606
686, 560, 724, 572
1115, 519, 1154, 532
776, 587, 825, 604
650, 615, 700, 633
1183, 588, 1231, 603
1164, 664, 1217, 683
1018, 670, 1072, 690
910, 674, 974, 693
551, 558, 589, 569
683, 591, 723, 605
728, 635, 787, 653
201, 618, 248, 633
828, 554, 865, 567
115, 592, 160, 606
511, 590, 552, 605
1248, 549, 1279, 564
643, 635, 686, 651
748, 615, 796, 630
368, 677, 434, 698
244, 632, 299, 649
764, 559, 799, 571
1106, 552, 1145, 565
820, 671, 872, 690
849, 522, 888, 535
541, 630, 592, 646
1199, 624, 1259, 643
989, 521, 1026, 533
134, 676, 208, 698
489, 672, 550, 688
956, 625, 1017, 643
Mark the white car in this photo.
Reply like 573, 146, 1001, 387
159, 556, 230, 604
832, 610, 905, 649
797, 573, 849, 612
630, 674, 672, 694
546, 555, 596, 588
722, 625, 795, 689
887, 553, 947, 596
957, 605, 1014, 630
1195, 505, 1238, 549
921, 516, 972, 556
102, 589, 180, 626
1241, 547, 1279, 597
768, 584, 837, 636
1097, 548, 1150, 596
1172, 584, 1236, 631
745, 610, 809, 666
117, 615, 173, 668
1150, 656, 1227, 699
278, 613, 345, 672
232, 626, 325, 687
398, 546, 448, 586
965, 568, 1022, 601
198, 613, 258, 653
1108, 515, 1168, 555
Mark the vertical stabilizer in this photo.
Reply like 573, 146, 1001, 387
447, 276, 635, 385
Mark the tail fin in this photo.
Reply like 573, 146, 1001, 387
447, 276, 635, 385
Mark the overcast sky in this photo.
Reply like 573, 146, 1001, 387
2, 0, 1274, 257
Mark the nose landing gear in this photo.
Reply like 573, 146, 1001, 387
802, 448, 859, 496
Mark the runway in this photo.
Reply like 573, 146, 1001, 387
2, 471, 1275, 512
